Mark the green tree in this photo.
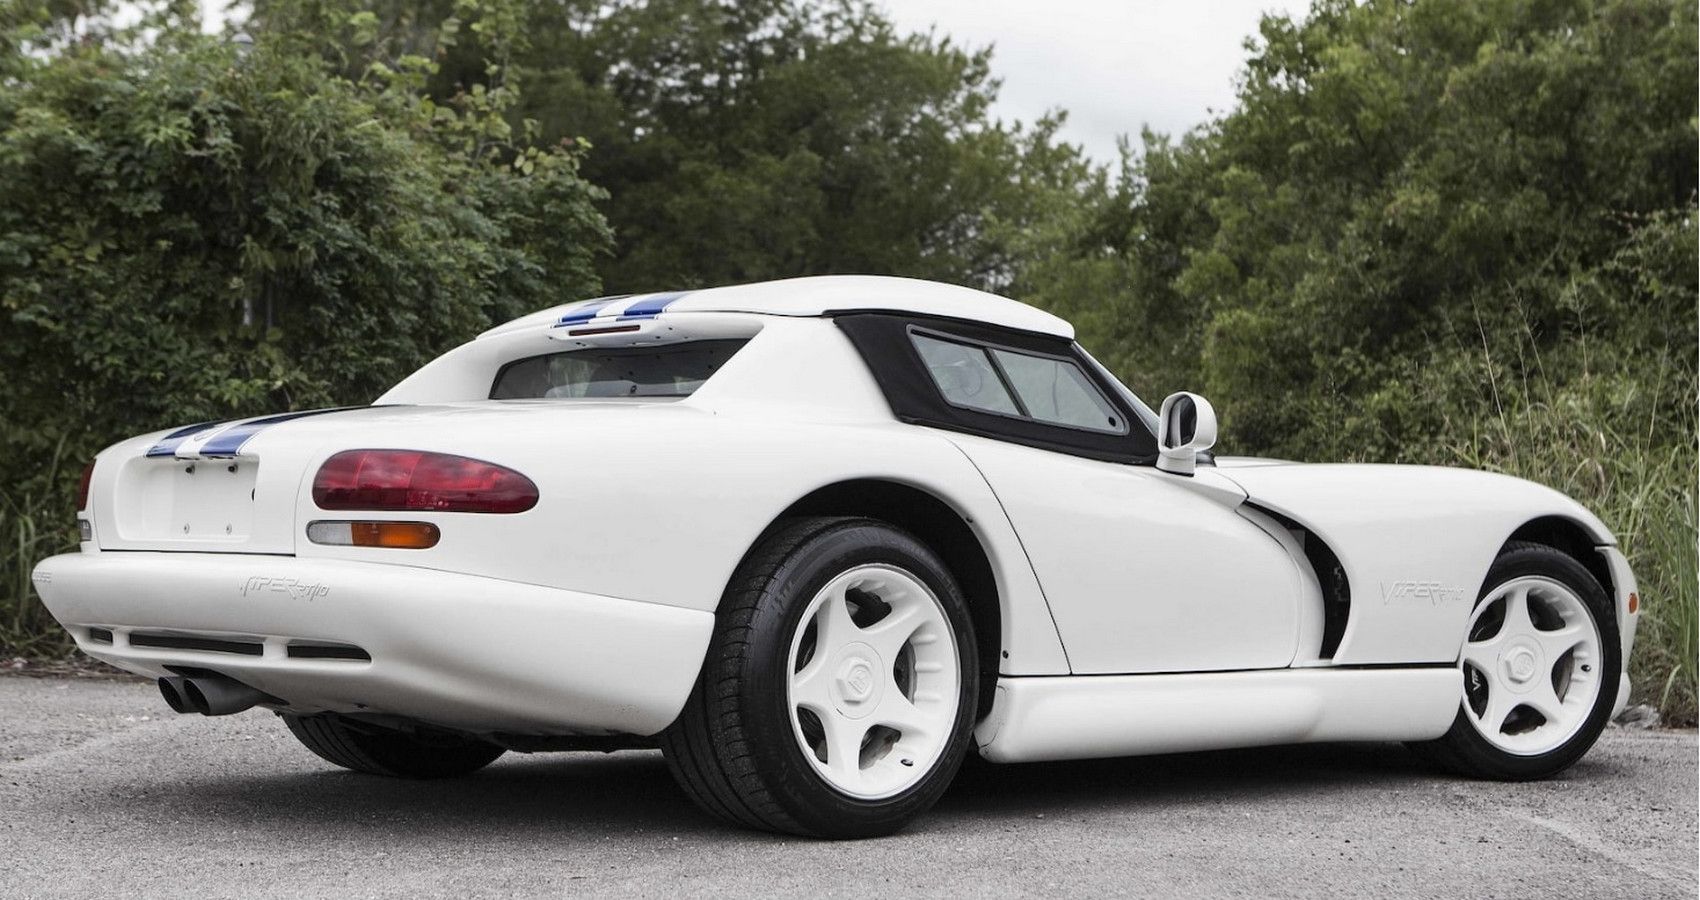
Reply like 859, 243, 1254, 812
0, 0, 610, 647
411, 0, 1100, 293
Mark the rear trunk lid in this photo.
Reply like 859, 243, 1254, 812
90, 401, 678, 554
96, 407, 404, 554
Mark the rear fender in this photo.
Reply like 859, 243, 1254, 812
286, 415, 1073, 676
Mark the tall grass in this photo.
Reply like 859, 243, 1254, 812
0, 440, 78, 657
1445, 370, 1698, 725
1632, 482, 1698, 720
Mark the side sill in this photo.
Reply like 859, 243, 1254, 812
974, 667, 1460, 763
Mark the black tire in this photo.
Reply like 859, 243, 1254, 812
1408, 541, 1621, 780
283, 713, 505, 779
661, 516, 980, 839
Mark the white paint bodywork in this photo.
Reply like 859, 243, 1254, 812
949, 436, 1307, 674
1209, 463, 1616, 665
477, 275, 1075, 341
974, 668, 1462, 762
32, 276, 1639, 761
34, 551, 711, 735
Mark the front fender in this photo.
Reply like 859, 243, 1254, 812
1218, 463, 1615, 665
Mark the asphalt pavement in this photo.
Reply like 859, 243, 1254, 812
1, 675, 1694, 899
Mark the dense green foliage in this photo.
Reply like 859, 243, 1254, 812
519, 0, 1090, 293
322, 0, 1096, 292
0, 0, 1693, 720
0, 0, 609, 645
1030, 0, 1694, 459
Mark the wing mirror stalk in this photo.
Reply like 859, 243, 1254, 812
1156, 392, 1218, 476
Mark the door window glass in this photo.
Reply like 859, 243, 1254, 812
991, 349, 1124, 433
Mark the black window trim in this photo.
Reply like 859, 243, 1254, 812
906, 325, 1132, 437
835, 312, 1159, 465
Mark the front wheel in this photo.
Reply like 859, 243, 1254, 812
1409, 541, 1620, 780
661, 517, 979, 838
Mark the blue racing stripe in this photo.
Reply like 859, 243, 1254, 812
616, 290, 693, 320
197, 407, 361, 458
144, 421, 224, 458
555, 295, 632, 327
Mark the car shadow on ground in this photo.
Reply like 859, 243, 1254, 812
123, 737, 1634, 843
946, 740, 1436, 813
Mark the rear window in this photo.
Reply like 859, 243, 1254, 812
911, 333, 1021, 416
490, 340, 749, 399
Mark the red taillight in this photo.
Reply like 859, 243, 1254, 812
76, 461, 95, 512
312, 450, 539, 514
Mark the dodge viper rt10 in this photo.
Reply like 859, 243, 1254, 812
32, 276, 1639, 838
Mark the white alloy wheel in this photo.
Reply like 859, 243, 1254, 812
1459, 576, 1605, 756
786, 563, 962, 800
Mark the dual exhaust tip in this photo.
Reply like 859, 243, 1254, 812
158, 673, 275, 716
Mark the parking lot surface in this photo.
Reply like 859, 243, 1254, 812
1, 676, 1694, 898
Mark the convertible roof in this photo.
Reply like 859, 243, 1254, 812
479, 275, 1075, 340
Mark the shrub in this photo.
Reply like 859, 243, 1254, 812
0, 0, 611, 651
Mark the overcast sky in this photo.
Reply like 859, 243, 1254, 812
878, 0, 1314, 162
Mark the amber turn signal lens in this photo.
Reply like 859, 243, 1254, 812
1627, 592, 1639, 614
306, 520, 440, 550
353, 521, 439, 549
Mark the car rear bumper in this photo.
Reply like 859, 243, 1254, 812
30, 552, 714, 736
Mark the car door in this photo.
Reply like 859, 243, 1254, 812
950, 434, 1303, 673
837, 314, 1304, 675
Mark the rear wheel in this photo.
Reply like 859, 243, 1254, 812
1409, 541, 1620, 779
661, 517, 979, 838
283, 713, 505, 779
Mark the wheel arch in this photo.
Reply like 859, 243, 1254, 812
756, 478, 1003, 718
1501, 515, 1615, 598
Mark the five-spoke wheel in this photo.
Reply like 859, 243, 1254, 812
1459, 576, 1604, 756
661, 517, 978, 838
1411, 541, 1620, 780
787, 564, 961, 800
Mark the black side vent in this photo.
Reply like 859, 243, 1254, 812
1247, 503, 1352, 660
86, 627, 114, 645
129, 633, 264, 656
1304, 534, 1351, 659
286, 642, 371, 662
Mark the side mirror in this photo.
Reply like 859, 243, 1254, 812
1156, 392, 1217, 476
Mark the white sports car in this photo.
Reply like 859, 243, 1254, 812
33, 276, 1639, 838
